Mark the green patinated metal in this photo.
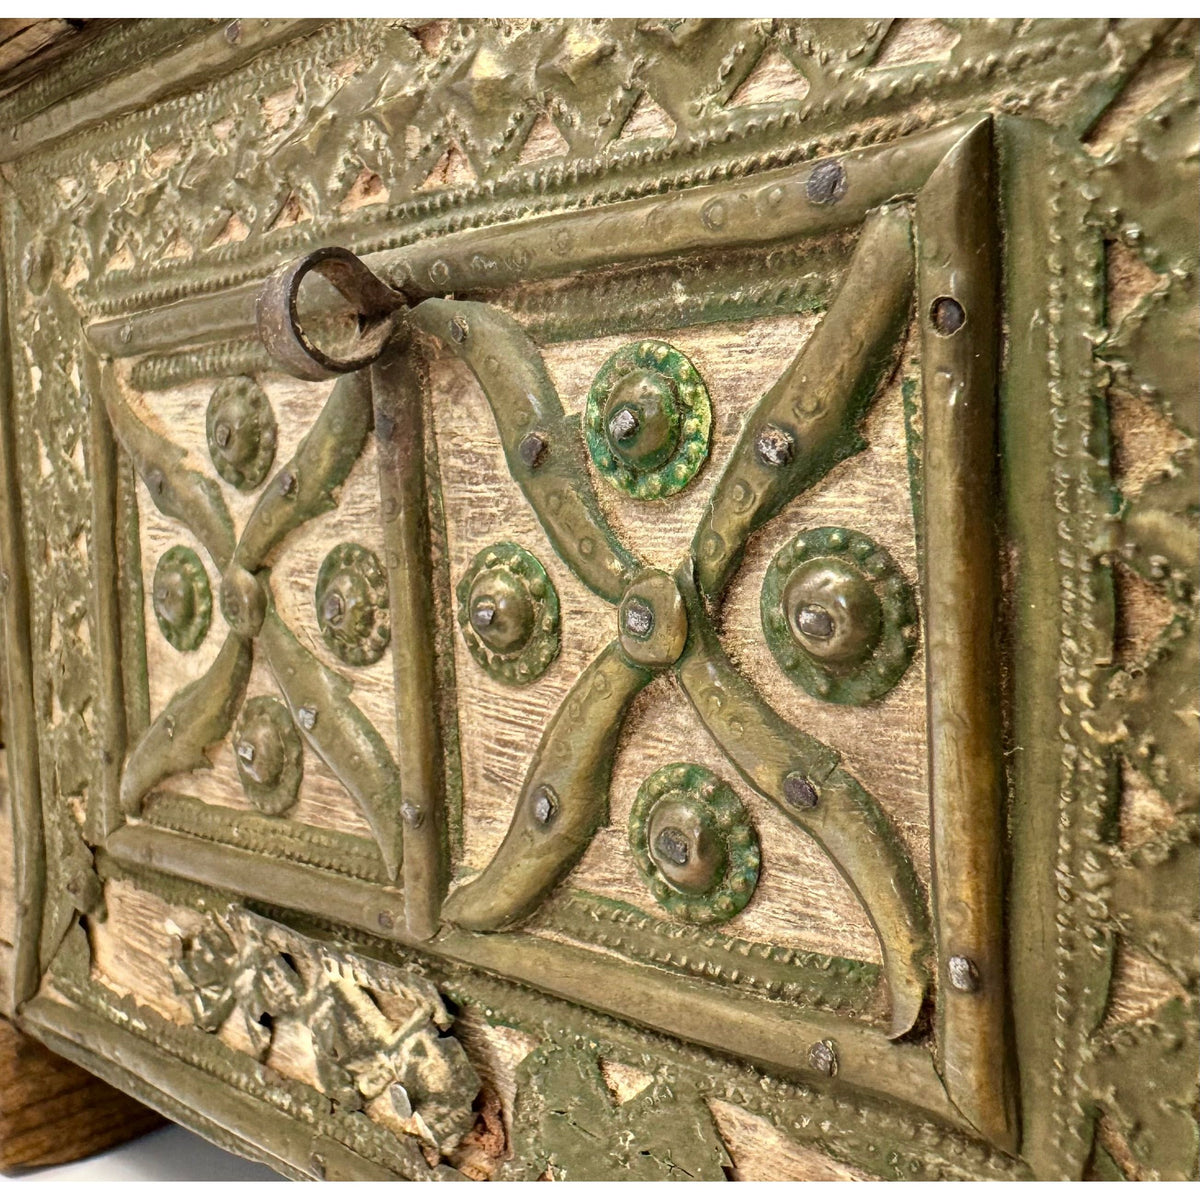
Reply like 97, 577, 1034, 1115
103, 361, 237, 571
503, 1043, 730, 1180
315, 542, 391, 668
0, 15, 1194, 1185
120, 634, 253, 815
692, 204, 913, 601
206, 376, 277, 492
584, 339, 711, 500
454, 542, 560, 686
233, 696, 304, 816
258, 609, 403, 880
152, 544, 212, 652
760, 527, 918, 706
235, 372, 373, 573
408, 298, 640, 605
629, 763, 760, 925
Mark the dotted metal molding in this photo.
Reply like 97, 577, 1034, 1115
152, 545, 212, 652
314, 543, 391, 667
456, 542, 560, 685
584, 340, 711, 500
760, 526, 917, 706
629, 763, 760, 925
232, 695, 303, 816
206, 376, 277, 491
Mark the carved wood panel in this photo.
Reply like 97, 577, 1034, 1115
0, 18, 1196, 1181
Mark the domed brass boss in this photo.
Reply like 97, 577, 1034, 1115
206, 376, 278, 491
456, 542, 560, 685
585, 340, 711, 499
152, 545, 212, 652
315, 543, 391, 667
629, 763, 760, 925
233, 696, 303, 815
617, 569, 687, 668
761, 526, 917, 705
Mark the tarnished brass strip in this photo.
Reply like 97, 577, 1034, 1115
258, 611, 403, 881
372, 348, 447, 939
539, 890, 883, 1016
379, 117, 977, 298
442, 642, 653, 931
674, 563, 931, 1039
0, 228, 44, 1009
107, 824, 407, 940
408, 298, 640, 604
119, 632, 252, 816
21, 997, 409, 1180
83, 350, 128, 840
102, 824, 961, 1128
87, 116, 985, 358
0, 20, 328, 163
692, 205, 914, 600
235, 370, 374, 573
916, 115, 1017, 1152
100, 362, 237, 571
142, 792, 388, 883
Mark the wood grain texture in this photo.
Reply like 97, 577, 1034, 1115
0, 1015, 162, 1171
0, 751, 13, 1019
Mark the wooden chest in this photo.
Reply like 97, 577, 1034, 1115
0, 18, 1196, 1180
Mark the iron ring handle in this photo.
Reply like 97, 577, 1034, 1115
257, 246, 408, 381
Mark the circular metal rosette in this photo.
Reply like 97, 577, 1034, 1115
455, 542, 560, 685
315, 543, 391, 667
629, 763, 760, 925
233, 696, 303, 816
152, 545, 212, 652
584, 340, 711, 500
206, 376, 278, 491
760, 526, 918, 705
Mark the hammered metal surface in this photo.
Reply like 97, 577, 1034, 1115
0, 16, 1195, 1185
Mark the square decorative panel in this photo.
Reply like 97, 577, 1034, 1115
0, 18, 1196, 1182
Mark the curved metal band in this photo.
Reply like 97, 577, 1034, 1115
256, 246, 407, 380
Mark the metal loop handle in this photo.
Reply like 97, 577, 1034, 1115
256, 246, 407, 381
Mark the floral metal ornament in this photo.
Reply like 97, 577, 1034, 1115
233, 695, 303, 815
205, 375, 277, 491
152, 544, 212, 652
103, 366, 404, 877
629, 762, 760, 924
584, 339, 711, 499
455, 542, 560, 685
761, 526, 918, 705
315, 542, 391, 667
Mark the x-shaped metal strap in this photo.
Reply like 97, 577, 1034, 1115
103, 347, 405, 878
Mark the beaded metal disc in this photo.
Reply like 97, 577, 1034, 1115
152, 545, 212, 652
760, 526, 918, 705
629, 762, 760, 925
233, 696, 303, 816
315, 543, 391, 667
584, 340, 711, 500
456, 542, 560, 685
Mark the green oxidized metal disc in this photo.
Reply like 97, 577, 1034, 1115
152, 544, 212, 652
232, 695, 304, 816
629, 762, 760, 925
760, 526, 918, 705
456, 542, 560, 685
584, 340, 711, 500
315, 542, 391, 667
206, 376, 278, 491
